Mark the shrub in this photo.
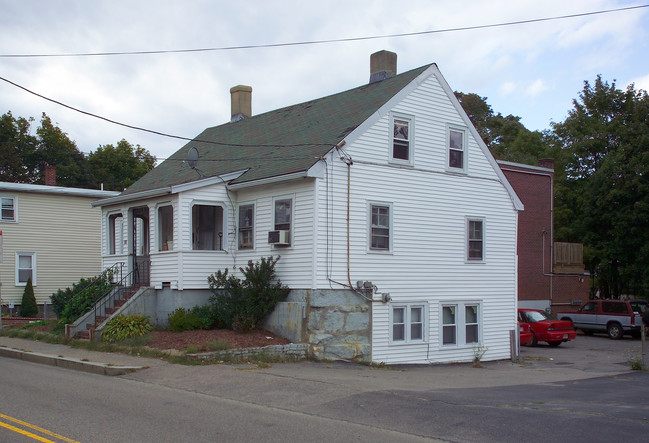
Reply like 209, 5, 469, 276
50, 270, 115, 324
168, 308, 202, 332
207, 256, 289, 332
102, 314, 153, 343
191, 305, 216, 330
20, 278, 38, 317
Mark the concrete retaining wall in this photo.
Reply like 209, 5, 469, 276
120, 287, 372, 362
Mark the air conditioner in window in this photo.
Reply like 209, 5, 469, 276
268, 230, 290, 246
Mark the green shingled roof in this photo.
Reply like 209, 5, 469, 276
124, 64, 431, 195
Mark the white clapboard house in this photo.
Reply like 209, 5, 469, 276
93, 51, 522, 364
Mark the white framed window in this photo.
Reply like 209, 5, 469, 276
273, 196, 293, 247
157, 204, 174, 251
467, 217, 485, 262
1, 196, 16, 222
369, 203, 392, 252
16, 252, 36, 286
390, 304, 426, 343
192, 203, 225, 250
107, 213, 124, 255
390, 114, 414, 164
447, 126, 467, 171
441, 302, 481, 346
238, 203, 255, 250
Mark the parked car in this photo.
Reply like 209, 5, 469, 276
519, 321, 533, 346
518, 309, 577, 347
558, 300, 643, 339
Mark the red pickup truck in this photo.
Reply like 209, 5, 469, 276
557, 300, 644, 339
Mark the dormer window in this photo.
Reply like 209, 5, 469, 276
390, 114, 414, 164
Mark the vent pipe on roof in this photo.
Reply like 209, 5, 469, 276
369, 50, 397, 83
230, 85, 252, 122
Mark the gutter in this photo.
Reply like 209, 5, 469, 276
91, 187, 172, 207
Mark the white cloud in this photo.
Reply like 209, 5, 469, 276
0, 0, 647, 157
525, 79, 549, 97
630, 73, 649, 93
500, 82, 518, 96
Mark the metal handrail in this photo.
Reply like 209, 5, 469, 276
92, 261, 146, 329
63, 262, 123, 320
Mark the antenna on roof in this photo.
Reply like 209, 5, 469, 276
187, 147, 199, 169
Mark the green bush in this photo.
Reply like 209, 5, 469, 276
168, 308, 202, 332
191, 305, 216, 330
168, 306, 215, 331
50, 270, 115, 324
20, 278, 38, 317
207, 256, 289, 332
102, 314, 153, 343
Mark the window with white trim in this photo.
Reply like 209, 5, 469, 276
273, 197, 292, 246
192, 204, 225, 250
1, 196, 16, 222
158, 205, 173, 251
108, 213, 124, 255
441, 302, 481, 346
467, 218, 484, 261
391, 304, 426, 343
448, 127, 466, 170
16, 252, 36, 286
390, 115, 413, 163
370, 203, 391, 251
238, 203, 254, 250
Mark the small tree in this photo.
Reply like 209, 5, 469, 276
20, 278, 38, 317
207, 256, 289, 332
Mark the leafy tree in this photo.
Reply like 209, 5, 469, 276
87, 139, 156, 191
20, 278, 38, 317
551, 76, 649, 298
1, 111, 155, 190
34, 114, 91, 187
455, 92, 550, 164
0, 112, 37, 182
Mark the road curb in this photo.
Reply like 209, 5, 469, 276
0, 346, 146, 376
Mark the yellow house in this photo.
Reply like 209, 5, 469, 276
0, 181, 118, 314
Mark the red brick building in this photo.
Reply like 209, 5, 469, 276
498, 160, 589, 313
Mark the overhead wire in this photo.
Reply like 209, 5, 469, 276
0, 75, 333, 150
1, 4, 647, 58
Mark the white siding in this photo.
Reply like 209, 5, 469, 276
314, 72, 519, 364
0, 192, 104, 305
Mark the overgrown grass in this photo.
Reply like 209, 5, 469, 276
1, 326, 302, 366
628, 355, 647, 371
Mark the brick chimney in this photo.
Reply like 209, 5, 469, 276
44, 165, 56, 186
369, 50, 397, 83
538, 158, 555, 170
230, 85, 252, 122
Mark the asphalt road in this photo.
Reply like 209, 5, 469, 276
1, 333, 648, 442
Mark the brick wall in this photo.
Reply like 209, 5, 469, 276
499, 162, 554, 304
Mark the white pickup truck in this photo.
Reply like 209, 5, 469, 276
557, 299, 644, 339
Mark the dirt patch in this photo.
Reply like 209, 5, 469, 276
145, 328, 291, 352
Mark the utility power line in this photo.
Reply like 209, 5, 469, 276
1, 4, 647, 58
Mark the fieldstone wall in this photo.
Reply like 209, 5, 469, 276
265, 288, 372, 362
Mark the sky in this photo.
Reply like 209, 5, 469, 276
1, 0, 648, 161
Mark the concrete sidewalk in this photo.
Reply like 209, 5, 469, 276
0, 336, 169, 376
0, 334, 641, 387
